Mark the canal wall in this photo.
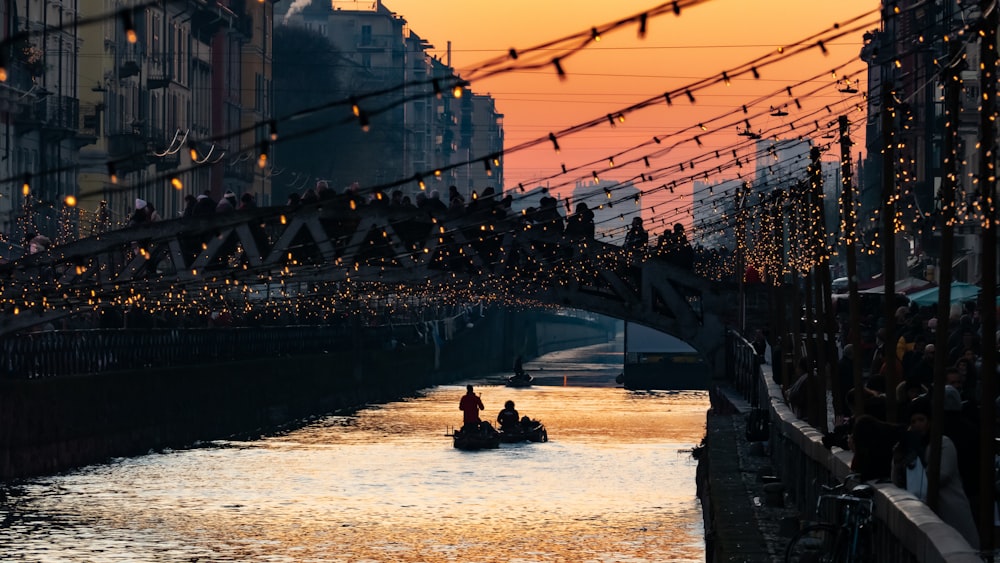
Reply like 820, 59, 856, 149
0, 309, 613, 481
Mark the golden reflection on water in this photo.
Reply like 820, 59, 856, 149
2, 385, 709, 562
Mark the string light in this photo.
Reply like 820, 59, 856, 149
121, 9, 137, 44
548, 133, 560, 153
552, 57, 566, 79
257, 141, 269, 169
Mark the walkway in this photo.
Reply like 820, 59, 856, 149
702, 385, 798, 563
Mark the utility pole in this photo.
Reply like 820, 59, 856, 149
880, 89, 898, 424
771, 190, 791, 388
976, 0, 997, 551
808, 147, 830, 430
839, 115, 864, 417
927, 36, 963, 513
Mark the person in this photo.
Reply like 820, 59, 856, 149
513, 355, 525, 377
128, 199, 153, 226
786, 356, 815, 421
459, 384, 484, 429
848, 414, 903, 482
564, 202, 595, 240
892, 396, 979, 549
497, 400, 520, 432
181, 194, 198, 218
624, 216, 648, 253
28, 234, 51, 255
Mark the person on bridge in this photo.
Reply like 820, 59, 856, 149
624, 217, 648, 253
497, 400, 520, 432
459, 385, 485, 429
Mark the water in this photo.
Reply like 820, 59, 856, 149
0, 340, 709, 562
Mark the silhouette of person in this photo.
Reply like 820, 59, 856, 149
459, 384, 484, 429
624, 217, 648, 252
497, 400, 520, 432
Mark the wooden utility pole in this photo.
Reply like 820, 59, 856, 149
839, 116, 865, 417
927, 37, 963, 512
976, 0, 997, 551
880, 89, 898, 424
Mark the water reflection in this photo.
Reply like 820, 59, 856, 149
1, 377, 708, 562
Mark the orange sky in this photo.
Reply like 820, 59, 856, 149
381, 0, 880, 223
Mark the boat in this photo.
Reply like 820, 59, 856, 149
451, 422, 501, 451
498, 418, 548, 443
504, 373, 534, 387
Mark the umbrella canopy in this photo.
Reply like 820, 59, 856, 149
907, 282, 981, 307
859, 277, 935, 295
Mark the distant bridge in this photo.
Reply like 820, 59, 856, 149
0, 202, 736, 376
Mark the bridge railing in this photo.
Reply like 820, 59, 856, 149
726, 329, 765, 405
0, 312, 478, 380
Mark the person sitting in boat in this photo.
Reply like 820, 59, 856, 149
497, 400, 520, 432
513, 355, 527, 379
459, 385, 485, 430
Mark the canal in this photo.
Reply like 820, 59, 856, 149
0, 338, 709, 562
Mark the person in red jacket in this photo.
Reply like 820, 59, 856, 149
459, 385, 484, 429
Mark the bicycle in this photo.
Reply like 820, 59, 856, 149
784, 479, 876, 563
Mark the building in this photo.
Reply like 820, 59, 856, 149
236, 0, 278, 205
860, 1, 988, 283
4, 0, 82, 243
76, 0, 276, 225
278, 0, 503, 201
692, 177, 740, 249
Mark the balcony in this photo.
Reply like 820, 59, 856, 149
41, 95, 80, 133
108, 131, 151, 173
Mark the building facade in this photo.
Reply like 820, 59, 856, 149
278, 0, 503, 201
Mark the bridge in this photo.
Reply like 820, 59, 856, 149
1, 201, 736, 376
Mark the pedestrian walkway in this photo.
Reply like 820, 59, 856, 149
702, 386, 799, 562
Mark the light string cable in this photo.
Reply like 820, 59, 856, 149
13, 22, 876, 300
544, 79, 867, 230
269, 7, 880, 203
516, 3, 971, 236
0, 0, 718, 195
512, 57, 868, 205
1, 0, 928, 274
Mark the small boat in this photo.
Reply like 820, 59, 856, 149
504, 373, 534, 387
451, 422, 501, 451
498, 418, 548, 443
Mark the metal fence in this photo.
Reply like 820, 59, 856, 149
0, 316, 468, 380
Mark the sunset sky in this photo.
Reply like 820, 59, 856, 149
378, 0, 881, 229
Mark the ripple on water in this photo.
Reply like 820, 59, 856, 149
1, 379, 708, 562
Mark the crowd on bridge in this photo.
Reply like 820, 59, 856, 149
770, 298, 998, 550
